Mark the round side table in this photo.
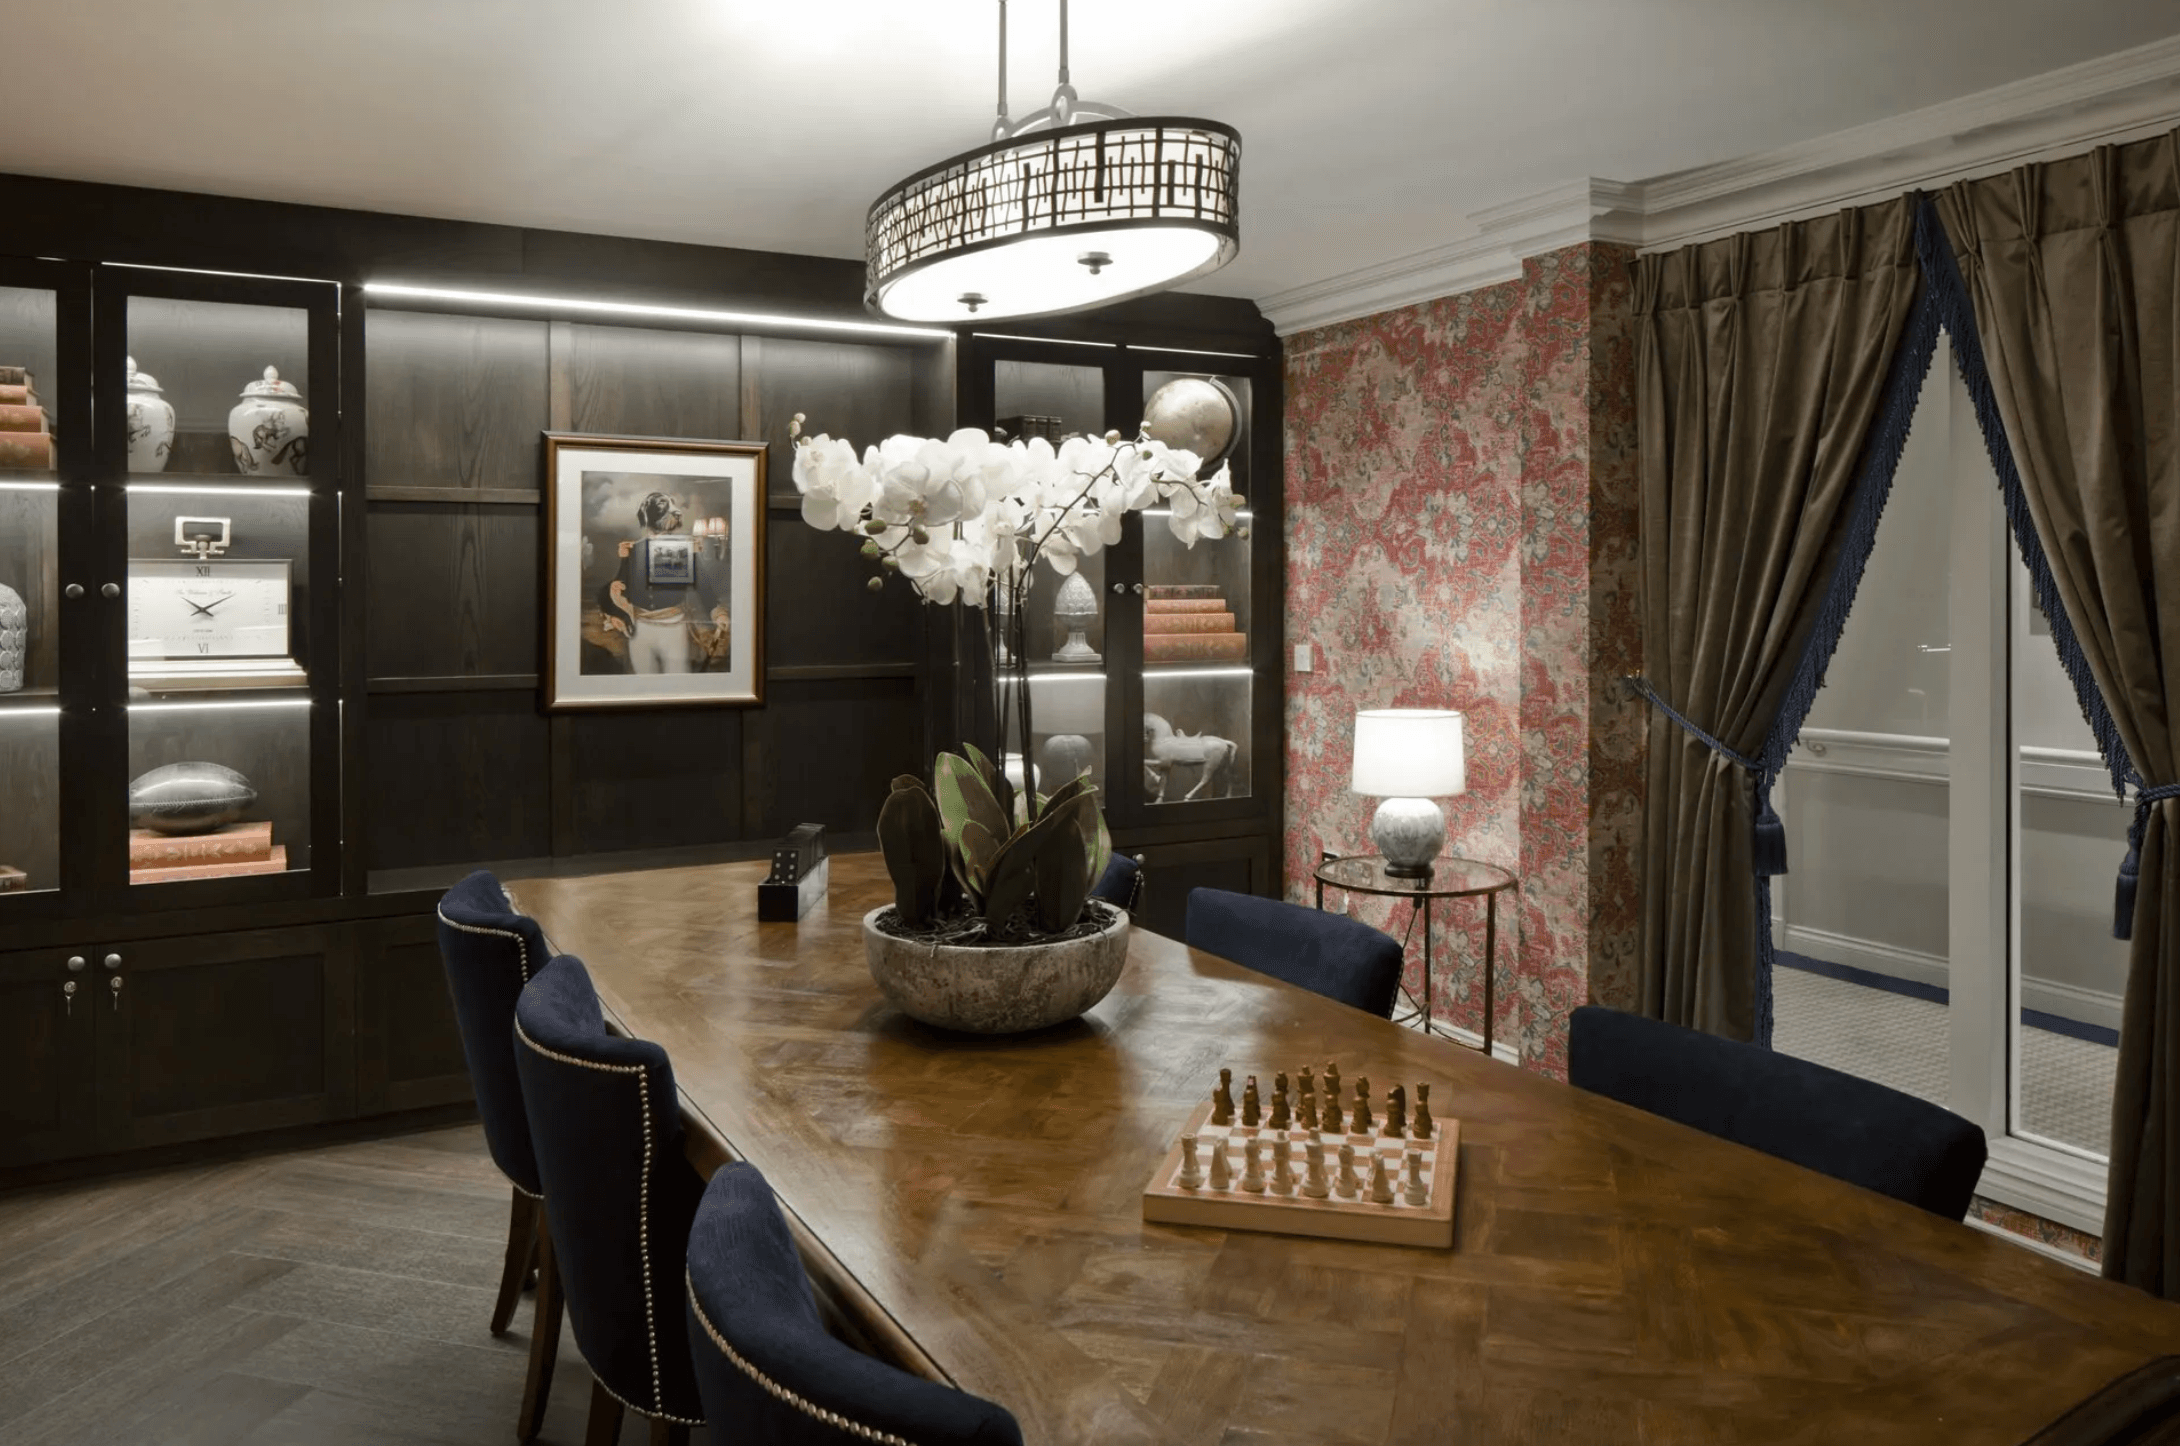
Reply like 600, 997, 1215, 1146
1313, 853, 1519, 1055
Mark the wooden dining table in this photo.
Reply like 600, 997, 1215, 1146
508, 854, 2180, 1445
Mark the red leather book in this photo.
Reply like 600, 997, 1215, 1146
131, 847, 289, 885
1145, 584, 1222, 600
1144, 612, 1237, 634
1145, 598, 1228, 614
0, 366, 25, 386
0, 433, 53, 467
129, 821, 275, 867
1143, 632, 1247, 662
0, 403, 46, 433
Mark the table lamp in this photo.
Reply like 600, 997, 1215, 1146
1031, 672, 1105, 783
1351, 708, 1466, 877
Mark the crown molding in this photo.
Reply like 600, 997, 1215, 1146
1260, 179, 1639, 335
1263, 32, 2180, 337
1633, 30, 2180, 251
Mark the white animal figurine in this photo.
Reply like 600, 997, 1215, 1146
1143, 713, 1238, 802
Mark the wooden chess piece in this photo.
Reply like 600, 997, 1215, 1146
1269, 1075, 1291, 1131
1402, 1148, 1428, 1206
1323, 1069, 1344, 1132
1386, 1084, 1407, 1140
1335, 1143, 1360, 1200
1298, 1067, 1318, 1129
1369, 1152, 1395, 1205
1212, 1068, 1234, 1126
1302, 1140, 1330, 1199
1241, 1137, 1266, 1193
1352, 1077, 1374, 1134
1209, 1137, 1232, 1191
1271, 1138, 1295, 1195
1178, 1135, 1204, 1189
1242, 1075, 1261, 1129
1414, 1083, 1434, 1141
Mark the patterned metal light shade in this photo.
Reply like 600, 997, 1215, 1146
865, 115, 1242, 324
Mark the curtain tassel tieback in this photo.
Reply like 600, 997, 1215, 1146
1624, 676, 1788, 877
2115, 779, 2180, 941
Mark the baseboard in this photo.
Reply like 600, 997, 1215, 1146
1777, 923, 2122, 1034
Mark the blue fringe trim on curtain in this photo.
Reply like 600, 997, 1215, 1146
1913, 193, 2151, 937
1745, 223, 1946, 1048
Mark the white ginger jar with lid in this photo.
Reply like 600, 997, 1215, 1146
124, 357, 175, 473
228, 366, 308, 475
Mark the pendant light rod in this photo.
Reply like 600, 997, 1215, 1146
996, 0, 1009, 128
1057, 0, 1069, 85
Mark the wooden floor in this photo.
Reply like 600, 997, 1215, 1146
0, 1124, 704, 1445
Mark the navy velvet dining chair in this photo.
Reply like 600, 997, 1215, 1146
1567, 1005, 1987, 1220
685, 1161, 1025, 1445
514, 954, 707, 1445
1091, 852, 1145, 912
435, 869, 561, 1439
1184, 887, 1404, 1018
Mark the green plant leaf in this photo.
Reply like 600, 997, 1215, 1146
876, 782, 944, 927
986, 789, 1095, 932
959, 817, 1001, 898
1089, 797, 1113, 886
889, 773, 925, 794
933, 752, 1008, 857
1034, 810, 1092, 933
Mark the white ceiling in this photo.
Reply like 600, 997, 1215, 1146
12, 2, 2179, 302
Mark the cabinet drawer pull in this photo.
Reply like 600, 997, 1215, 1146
66, 955, 86, 973
108, 975, 123, 1010
103, 953, 122, 970
62, 980, 76, 1015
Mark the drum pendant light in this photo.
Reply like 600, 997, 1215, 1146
865, 0, 1242, 323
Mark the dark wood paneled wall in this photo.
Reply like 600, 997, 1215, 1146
358, 308, 945, 874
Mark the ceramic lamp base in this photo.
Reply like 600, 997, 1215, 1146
1040, 733, 1096, 784
1370, 796, 1444, 878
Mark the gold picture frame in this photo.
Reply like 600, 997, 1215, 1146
542, 432, 767, 710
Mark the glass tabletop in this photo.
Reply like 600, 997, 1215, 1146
1313, 853, 1517, 898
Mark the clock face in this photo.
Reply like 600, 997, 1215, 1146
127, 559, 291, 660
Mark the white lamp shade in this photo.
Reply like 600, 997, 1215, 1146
1351, 709, 1466, 798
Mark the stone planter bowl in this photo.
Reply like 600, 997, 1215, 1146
863, 901, 1130, 1035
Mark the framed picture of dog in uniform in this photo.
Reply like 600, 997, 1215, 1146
542, 433, 766, 710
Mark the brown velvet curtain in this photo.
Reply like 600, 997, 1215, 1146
1934, 130, 2180, 1296
1635, 198, 1924, 1040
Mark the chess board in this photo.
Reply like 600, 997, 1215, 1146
1142, 1098, 1459, 1248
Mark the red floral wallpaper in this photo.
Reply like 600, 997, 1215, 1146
1282, 242, 1641, 1077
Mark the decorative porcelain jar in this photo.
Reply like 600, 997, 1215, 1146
862, 899, 1128, 1034
228, 366, 308, 475
0, 581, 24, 693
124, 357, 175, 473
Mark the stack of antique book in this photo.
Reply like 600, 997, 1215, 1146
129, 821, 287, 884
1144, 584, 1246, 663
0, 366, 51, 468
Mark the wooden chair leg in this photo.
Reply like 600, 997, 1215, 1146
516, 1214, 562, 1442
648, 1418, 690, 1445
583, 1378, 625, 1446
490, 1187, 541, 1336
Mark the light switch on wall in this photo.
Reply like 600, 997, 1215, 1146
1294, 643, 1314, 672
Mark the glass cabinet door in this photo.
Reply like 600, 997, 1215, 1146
1134, 367, 1255, 812
95, 269, 339, 897
994, 359, 1111, 797
0, 262, 85, 904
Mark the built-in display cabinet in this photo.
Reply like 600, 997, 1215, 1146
959, 335, 1284, 940
0, 171, 1278, 1176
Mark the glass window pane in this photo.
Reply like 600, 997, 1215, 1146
0, 285, 58, 475
128, 296, 310, 477
1773, 350, 1952, 1104
123, 478, 312, 886
994, 360, 1101, 441
2012, 559, 2122, 1159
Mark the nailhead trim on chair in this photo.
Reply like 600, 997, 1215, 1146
436, 907, 537, 984
684, 1267, 917, 1446
439, 902, 543, 1207
514, 1020, 700, 1426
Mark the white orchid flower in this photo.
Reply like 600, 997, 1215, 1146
791, 434, 874, 532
